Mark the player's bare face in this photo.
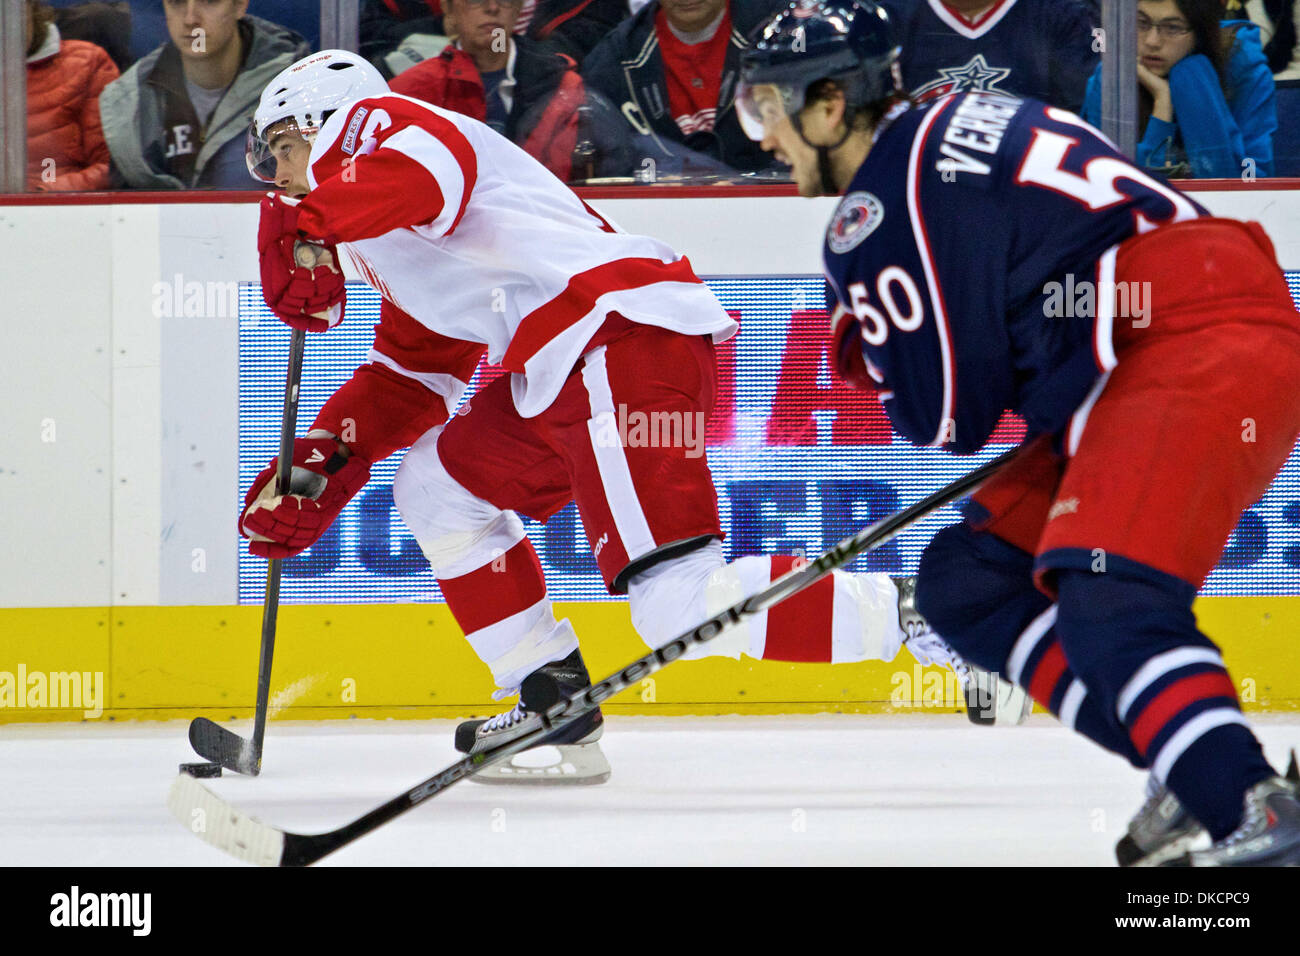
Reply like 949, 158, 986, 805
266, 123, 313, 198
1136, 0, 1195, 78
742, 85, 809, 193
763, 115, 823, 197
748, 86, 839, 198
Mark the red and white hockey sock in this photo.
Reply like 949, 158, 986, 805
438, 537, 578, 692
627, 542, 904, 662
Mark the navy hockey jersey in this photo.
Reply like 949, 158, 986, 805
822, 92, 1205, 454
879, 0, 1098, 111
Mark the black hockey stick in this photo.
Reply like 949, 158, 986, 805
187, 325, 307, 776
169, 444, 1019, 865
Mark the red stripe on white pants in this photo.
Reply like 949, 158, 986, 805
762, 555, 835, 662
438, 538, 547, 635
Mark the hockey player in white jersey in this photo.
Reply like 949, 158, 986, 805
240, 50, 1014, 783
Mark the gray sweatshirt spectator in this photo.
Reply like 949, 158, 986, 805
98, 1, 309, 189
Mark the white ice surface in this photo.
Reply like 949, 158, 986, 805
2, 714, 1297, 866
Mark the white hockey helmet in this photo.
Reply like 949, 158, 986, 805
246, 49, 389, 183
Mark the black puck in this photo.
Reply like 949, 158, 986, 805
179, 761, 223, 778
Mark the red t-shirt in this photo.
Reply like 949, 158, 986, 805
654, 7, 732, 135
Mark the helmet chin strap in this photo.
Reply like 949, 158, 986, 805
794, 114, 853, 195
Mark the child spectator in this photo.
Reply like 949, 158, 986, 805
26, 0, 120, 191
1081, 0, 1277, 177
581, 0, 786, 175
97, 0, 309, 189
389, 0, 588, 179
878, 0, 1099, 112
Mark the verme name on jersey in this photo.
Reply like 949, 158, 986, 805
937, 92, 1020, 178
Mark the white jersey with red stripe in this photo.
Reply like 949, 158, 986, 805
298, 93, 736, 417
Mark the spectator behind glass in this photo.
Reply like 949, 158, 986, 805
363, 0, 626, 77
1231, 0, 1300, 77
389, 0, 588, 179
877, 0, 1098, 111
50, 1, 134, 72
97, 0, 310, 189
25, 0, 120, 191
524, 0, 632, 61
581, 0, 785, 175
86, 0, 321, 62
362, 0, 447, 75
1081, 0, 1276, 177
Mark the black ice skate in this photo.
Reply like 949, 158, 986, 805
894, 576, 1033, 726
454, 648, 611, 785
1163, 770, 1300, 867
1115, 776, 1207, 867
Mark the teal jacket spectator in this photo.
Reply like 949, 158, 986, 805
1082, 20, 1277, 177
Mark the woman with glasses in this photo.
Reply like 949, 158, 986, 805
1081, 0, 1277, 178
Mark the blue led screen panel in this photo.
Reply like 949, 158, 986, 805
239, 276, 1300, 602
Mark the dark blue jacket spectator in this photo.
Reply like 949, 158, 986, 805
581, 0, 784, 175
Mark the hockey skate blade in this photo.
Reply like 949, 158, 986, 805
1003, 678, 1034, 725
1126, 832, 1209, 867
965, 671, 1033, 726
168, 774, 284, 866
469, 742, 612, 786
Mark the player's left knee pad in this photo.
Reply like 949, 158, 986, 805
915, 521, 1051, 674
393, 431, 523, 577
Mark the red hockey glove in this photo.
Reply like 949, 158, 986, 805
829, 305, 880, 391
258, 193, 347, 332
239, 436, 371, 559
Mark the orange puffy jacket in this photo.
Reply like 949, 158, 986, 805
26, 31, 119, 192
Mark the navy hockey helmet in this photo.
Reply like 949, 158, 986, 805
737, 0, 902, 142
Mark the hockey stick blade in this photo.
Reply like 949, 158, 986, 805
169, 446, 1019, 866
188, 718, 260, 776
169, 752, 490, 866
169, 775, 284, 866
